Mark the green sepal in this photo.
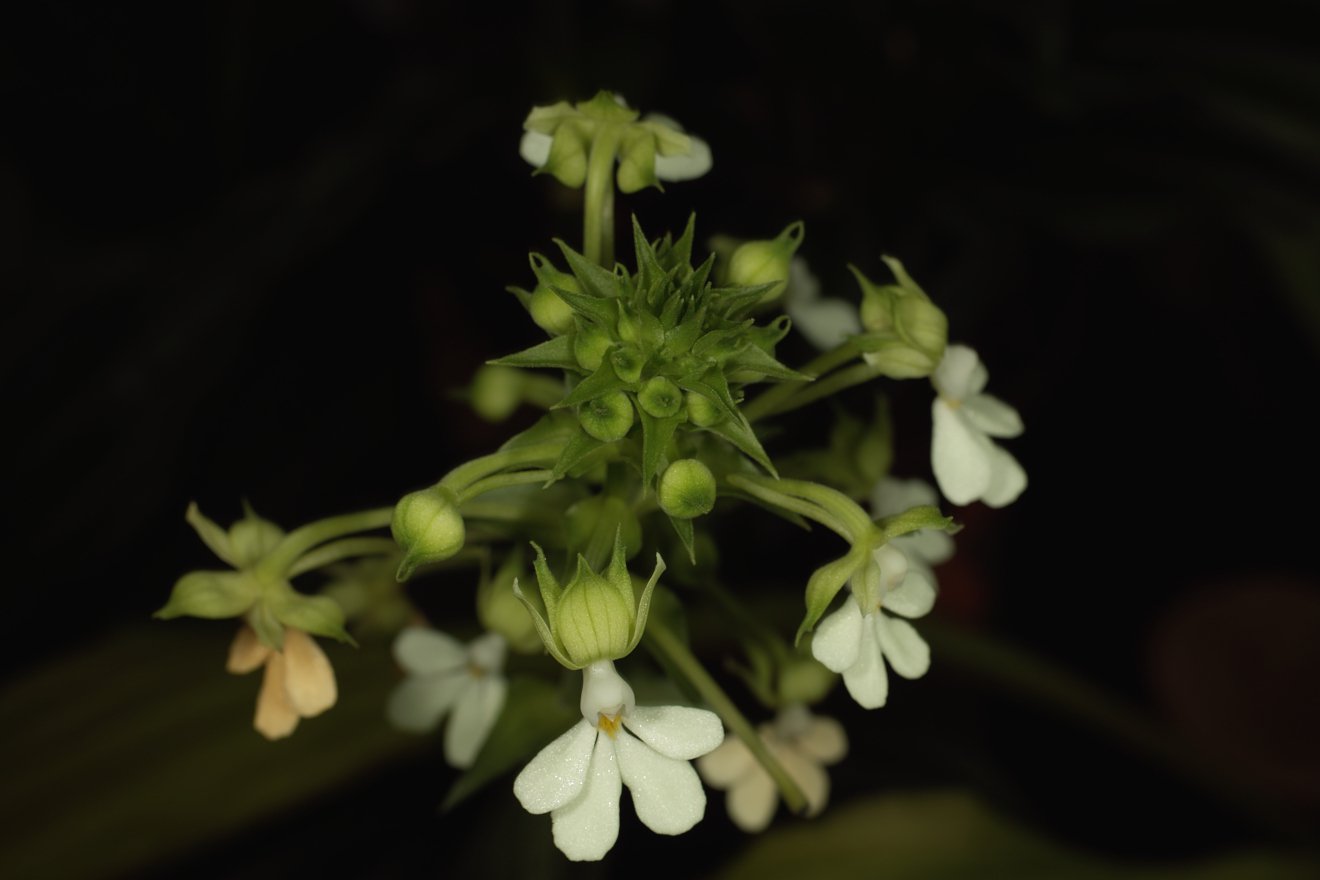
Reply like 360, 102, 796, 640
668, 515, 696, 565
623, 552, 667, 655
617, 131, 658, 194
551, 429, 608, 481
504, 284, 533, 310
555, 361, 630, 409
723, 339, 810, 382
548, 282, 617, 328
537, 119, 589, 188
631, 216, 664, 293
184, 503, 237, 567
708, 283, 778, 320
248, 600, 285, 650
154, 570, 257, 620
267, 586, 355, 645
605, 527, 635, 609
441, 677, 579, 812
555, 239, 622, 301
663, 214, 697, 271
511, 576, 579, 670
489, 335, 582, 372
795, 546, 869, 645
877, 505, 958, 539
638, 408, 683, 487
881, 254, 929, 298
228, 502, 285, 568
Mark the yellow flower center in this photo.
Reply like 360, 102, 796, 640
596, 711, 623, 739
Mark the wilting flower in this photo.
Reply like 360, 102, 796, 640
514, 660, 723, 861
226, 624, 337, 740
811, 544, 934, 709
387, 627, 508, 768
930, 345, 1026, 507
697, 704, 847, 831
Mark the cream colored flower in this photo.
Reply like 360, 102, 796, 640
930, 345, 1026, 507
697, 704, 847, 832
226, 624, 337, 740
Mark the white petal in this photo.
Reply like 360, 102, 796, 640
696, 735, 755, 789
254, 653, 299, 740
280, 629, 337, 717
726, 764, 777, 832
654, 135, 712, 181
811, 596, 864, 673
514, 719, 598, 814
550, 735, 621, 861
624, 705, 724, 761
931, 401, 995, 505
393, 627, 466, 675
882, 568, 937, 619
930, 344, 986, 401
841, 618, 888, 709
226, 624, 270, 675
775, 743, 830, 817
444, 674, 507, 768
981, 444, 1028, 508
896, 530, 954, 566
616, 729, 706, 835
386, 672, 466, 733
874, 613, 931, 680
961, 393, 1024, 438
781, 257, 820, 308
467, 632, 507, 673
787, 298, 862, 350
795, 716, 848, 765
870, 477, 938, 518
519, 130, 552, 169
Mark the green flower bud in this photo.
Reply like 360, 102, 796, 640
893, 295, 948, 365
155, 570, 259, 620
726, 221, 804, 304
528, 254, 580, 336
658, 459, 717, 519
555, 560, 635, 666
777, 654, 836, 706
391, 485, 465, 580
638, 376, 682, 418
859, 284, 898, 333
685, 391, 724, 427
609, 345, 644, 384
478, 554, 542, 653
850, 262, 948, 379
471, 365, 525, 422
227, 506, 284, 568
574, 323, 613, 371
579, 391, 634, 442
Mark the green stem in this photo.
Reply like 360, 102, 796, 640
522, 375, 566, 410
643, 619, 809, 815
727, 474, 872, 542
583, 125, 621, 266
456, 469, 555, 505
743, 339, 862, 423
286, 537, 399, 578
754, 361, 884, 420
439, 441, 566, 495
257, 507, 393, 578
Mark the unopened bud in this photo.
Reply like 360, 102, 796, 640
528, 253, 579, 336
574, 323, 612, 371
658, 459, 717, 519
579, 391, 635, 442
471, 365, 525, 422
391, 485, 465, 580
555, 560, 634, 665
727, 221, 805, 304
685, 391, 724, 427
478, 558, 541, 653
638, 376, 683, 418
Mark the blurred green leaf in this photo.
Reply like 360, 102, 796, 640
717, 790, 1319, 880
0, 625, 419, 880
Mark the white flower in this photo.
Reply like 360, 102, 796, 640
696, 704, 847, 832
227, 624, 337, 740
387, 627, 508, 769
519, 102, 712, 184
870, 477, 955, 582
513, 660, 723, 861
930, 344, 1026, 507
781, 257, 862, 350
811, 544, 935, 709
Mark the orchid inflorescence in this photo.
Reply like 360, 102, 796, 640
156, 90, 1026, 861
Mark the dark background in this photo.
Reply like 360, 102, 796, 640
5, 1, 1319, 877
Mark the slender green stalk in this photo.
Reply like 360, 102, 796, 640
521, 374, 566, 410
286, 537, 399, 578
643, 619, 808, 815
727, 473, 872, 541
456, 469, 556, 504
256, 507, 393, 578
439, 441, 566, 495
743, 339, 862, 422
753, 361, 885, 421
583, 125, 621, 265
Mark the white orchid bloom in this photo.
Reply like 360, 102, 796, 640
697, 704, 847, 832
514, 660, 723, 861
930, 344, 1026, 507
870, 477, 955, 581
811, 544, 934, 709
387, 627, 508, 769
227, 624, 337, 740
781, 257, 863, 350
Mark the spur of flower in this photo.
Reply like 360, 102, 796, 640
697, 704, 847, 832
227, 624, 336, 740
387, 627, 508, 768
930, 344, 1026, 507
513, 659, 723, 861
810, 543, 935, 709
